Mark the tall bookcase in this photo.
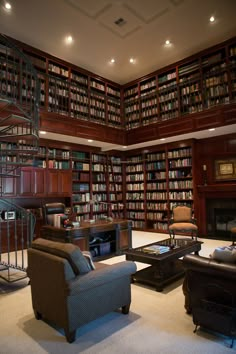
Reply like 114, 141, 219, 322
125, 140, 195, 232
229, 42, 236, 102
123, 37, 236, 129
178, 59, 202, 115
167, 145, 193, 212
125, 154, 145, 229
158, 68, 178, 120
71, 150, 91, 222
146, 149, 168, 231
20, 44, 122, 128
107, 155, 124, 218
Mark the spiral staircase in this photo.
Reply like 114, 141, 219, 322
0, 34, 39, 281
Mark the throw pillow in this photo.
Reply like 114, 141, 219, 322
32, 238, 91, 275
210, 246, 236, 264
82, 251, 96, 270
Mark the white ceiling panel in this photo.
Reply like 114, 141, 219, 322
65, 0, 111, 18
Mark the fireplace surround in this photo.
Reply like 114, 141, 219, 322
197, 185, 236, 240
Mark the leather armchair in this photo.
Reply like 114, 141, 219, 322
27, 238, 136, 343
42, 202, 66, 226
182, 254, 236, 347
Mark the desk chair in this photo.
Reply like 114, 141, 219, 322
43, 202, 66, 226
169, 205, 198, 240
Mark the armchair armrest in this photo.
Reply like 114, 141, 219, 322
68, 261, 136, 295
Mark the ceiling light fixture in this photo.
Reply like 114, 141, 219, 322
122, 146, 127, 149
208, 128, 215, 131
160, 138, 166, 141
65, 35, 73, 44
88, 139, 93, 142
129, 58, 135, 64
5, 2, 11, 10
110, 58, 115, 64
165, 40, 170, 45
209, 16, 215, 23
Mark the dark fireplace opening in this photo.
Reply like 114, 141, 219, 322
206, 199, 236, 240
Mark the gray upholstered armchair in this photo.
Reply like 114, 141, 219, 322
27, 238, 136, 343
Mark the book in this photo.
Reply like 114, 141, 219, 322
143, 245, 170, 254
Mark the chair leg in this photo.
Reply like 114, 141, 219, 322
193, 324, 199, 333
65, 329, 76, 343
122, 304, 130, 314
34, 310, 42, 320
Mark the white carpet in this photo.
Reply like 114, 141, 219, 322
0, 232, 234, 354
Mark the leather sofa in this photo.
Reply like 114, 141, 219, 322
27, 238, 136, 343
182, 253, 236, 347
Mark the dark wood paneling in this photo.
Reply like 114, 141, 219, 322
40, 112, 125, 145
126, 125, 158, 144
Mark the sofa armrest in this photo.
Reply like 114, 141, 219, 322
183, 254, 236, 280
68, 261, 136, 295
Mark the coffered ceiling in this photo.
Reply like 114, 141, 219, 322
1, 0, 236, 84
0, 0, 236, 150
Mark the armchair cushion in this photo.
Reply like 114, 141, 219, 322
169, 222, 198, 230
68, 261, 137, 295
32, 238, 91, 275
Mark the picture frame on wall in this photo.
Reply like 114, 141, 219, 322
215, 159, 236, 181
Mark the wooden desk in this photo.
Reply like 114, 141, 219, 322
41, 219, 132, 259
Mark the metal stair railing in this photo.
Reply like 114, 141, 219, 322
0, 34, 39, 282
0, 33, 40, 177
0, 198, 36, 282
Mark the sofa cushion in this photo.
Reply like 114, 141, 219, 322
32, 238, 91, 275
210, 246, 236, 264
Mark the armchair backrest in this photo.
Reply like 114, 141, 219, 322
43, 202, 66, 225
172, 205, 192, 222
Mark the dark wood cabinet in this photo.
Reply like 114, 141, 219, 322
19, 168, 46, 196
1, 175, 17, 197
47, 169, 71, 196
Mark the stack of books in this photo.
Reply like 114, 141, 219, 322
142, 245, 170, 254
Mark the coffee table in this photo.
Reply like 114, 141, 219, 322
125, 238, 203, 291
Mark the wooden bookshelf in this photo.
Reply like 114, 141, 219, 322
71, 150, 91, 222
125, 154, 145, 229
146, 149, 168, 232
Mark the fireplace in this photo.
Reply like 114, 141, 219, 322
197, 184, 236, 240
206, 198, 236, 240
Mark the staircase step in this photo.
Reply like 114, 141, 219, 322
0, 114, 31, 126
0, 133, 38, 142
0, 172, 21, 177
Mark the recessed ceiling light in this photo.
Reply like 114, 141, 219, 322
88, 139, 93, 142
110, 58, 115, 64
129, 58, 135, 64
39, 130, 46, 135
65, 35, 73, 44
5, 2, 11, 10
208, 128, 215, 131
165, 40, 170, 45
209, 16, 215, 23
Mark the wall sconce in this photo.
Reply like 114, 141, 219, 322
202, 164, 207, 185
